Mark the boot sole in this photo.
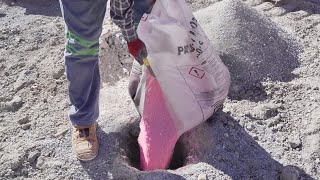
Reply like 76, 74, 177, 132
75, 151, 98, 161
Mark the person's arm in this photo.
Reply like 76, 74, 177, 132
110, 0, 148, 65
110, 0, 138, 42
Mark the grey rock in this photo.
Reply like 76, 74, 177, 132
227, 121, 235, 127
246, 0, 264, 6
10, 155, 24, 170
198, 173, 207, 180
14, 70, 36, 92
268, 116, 281, 127
17, 116, 29, 125
251, 104, 278, 120
255, 82, 262, 88
0, 102, 10, 113
289, 135, 301, 149
230, 84, 243, 94
276, 123, 284, 130
6, 96, 23, 112
280, 166, 299, 180
0, 64, 5, 71
52, 67, 65, 79
48, 160, 66, 168
22, 123, 31, 130
53, 127, 69, 138
246, 90, 254, 96
36, 156, 45, 169
246, 123, 255, 131
264, 107, 278, 119
28, 151, 40, 163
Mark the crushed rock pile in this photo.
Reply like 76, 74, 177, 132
195, 0, 300, 92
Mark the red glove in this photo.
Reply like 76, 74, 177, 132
127, 39, 147, 65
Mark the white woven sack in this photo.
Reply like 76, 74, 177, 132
136, 0, 231, 135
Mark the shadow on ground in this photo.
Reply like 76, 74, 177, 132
3, 0, 61, 17
199, 111, 315, 179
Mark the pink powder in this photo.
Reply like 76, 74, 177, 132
138, 71, 179, 171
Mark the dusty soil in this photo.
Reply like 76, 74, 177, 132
0, 0, 319, 179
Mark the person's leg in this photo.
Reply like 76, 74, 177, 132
60, 0, 106, 126
59, 0, 106, 161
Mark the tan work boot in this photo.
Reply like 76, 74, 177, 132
72, 124, 99, 161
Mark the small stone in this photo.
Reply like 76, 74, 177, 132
52, 68, 65, 79
255, 82, 262, 88
22, 123, 31, 130
230, 84, 243, 94
227, 121, 235, 127
17, 116, 29, 124
289, 135, 301, 149
264, 108, 278, 119
10, 155, 23, 170
49, 37, 58, 46
15, 37, 22, 43
246, 90, 254, 96
224, 133, 229, 138
273, 116, 281, 124
276, 123, 284, 129
30, 85, 38, 91
280, 166, 299, 180
36, 156, 45, 169
6, 96, 23, 112
14, 70, 36, 92
48, 160, 66, 168
253, 134, 259, 140
28, 151, 40, 163
246, 123, 255, 131
251, 104, 278, 120
198, 173, 207, 180
53, 128, 69, 138
268, 116, 281, 127
0, 64, 5, 71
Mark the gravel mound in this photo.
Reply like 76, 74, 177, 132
195, 0, 301, 88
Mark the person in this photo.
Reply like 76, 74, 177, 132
59, 0, 153, 161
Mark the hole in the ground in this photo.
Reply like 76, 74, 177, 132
168, 138, 188, 170
124, 133, 188, 171
124, 133, 141, 170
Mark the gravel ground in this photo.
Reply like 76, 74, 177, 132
0, 0, 319, 179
